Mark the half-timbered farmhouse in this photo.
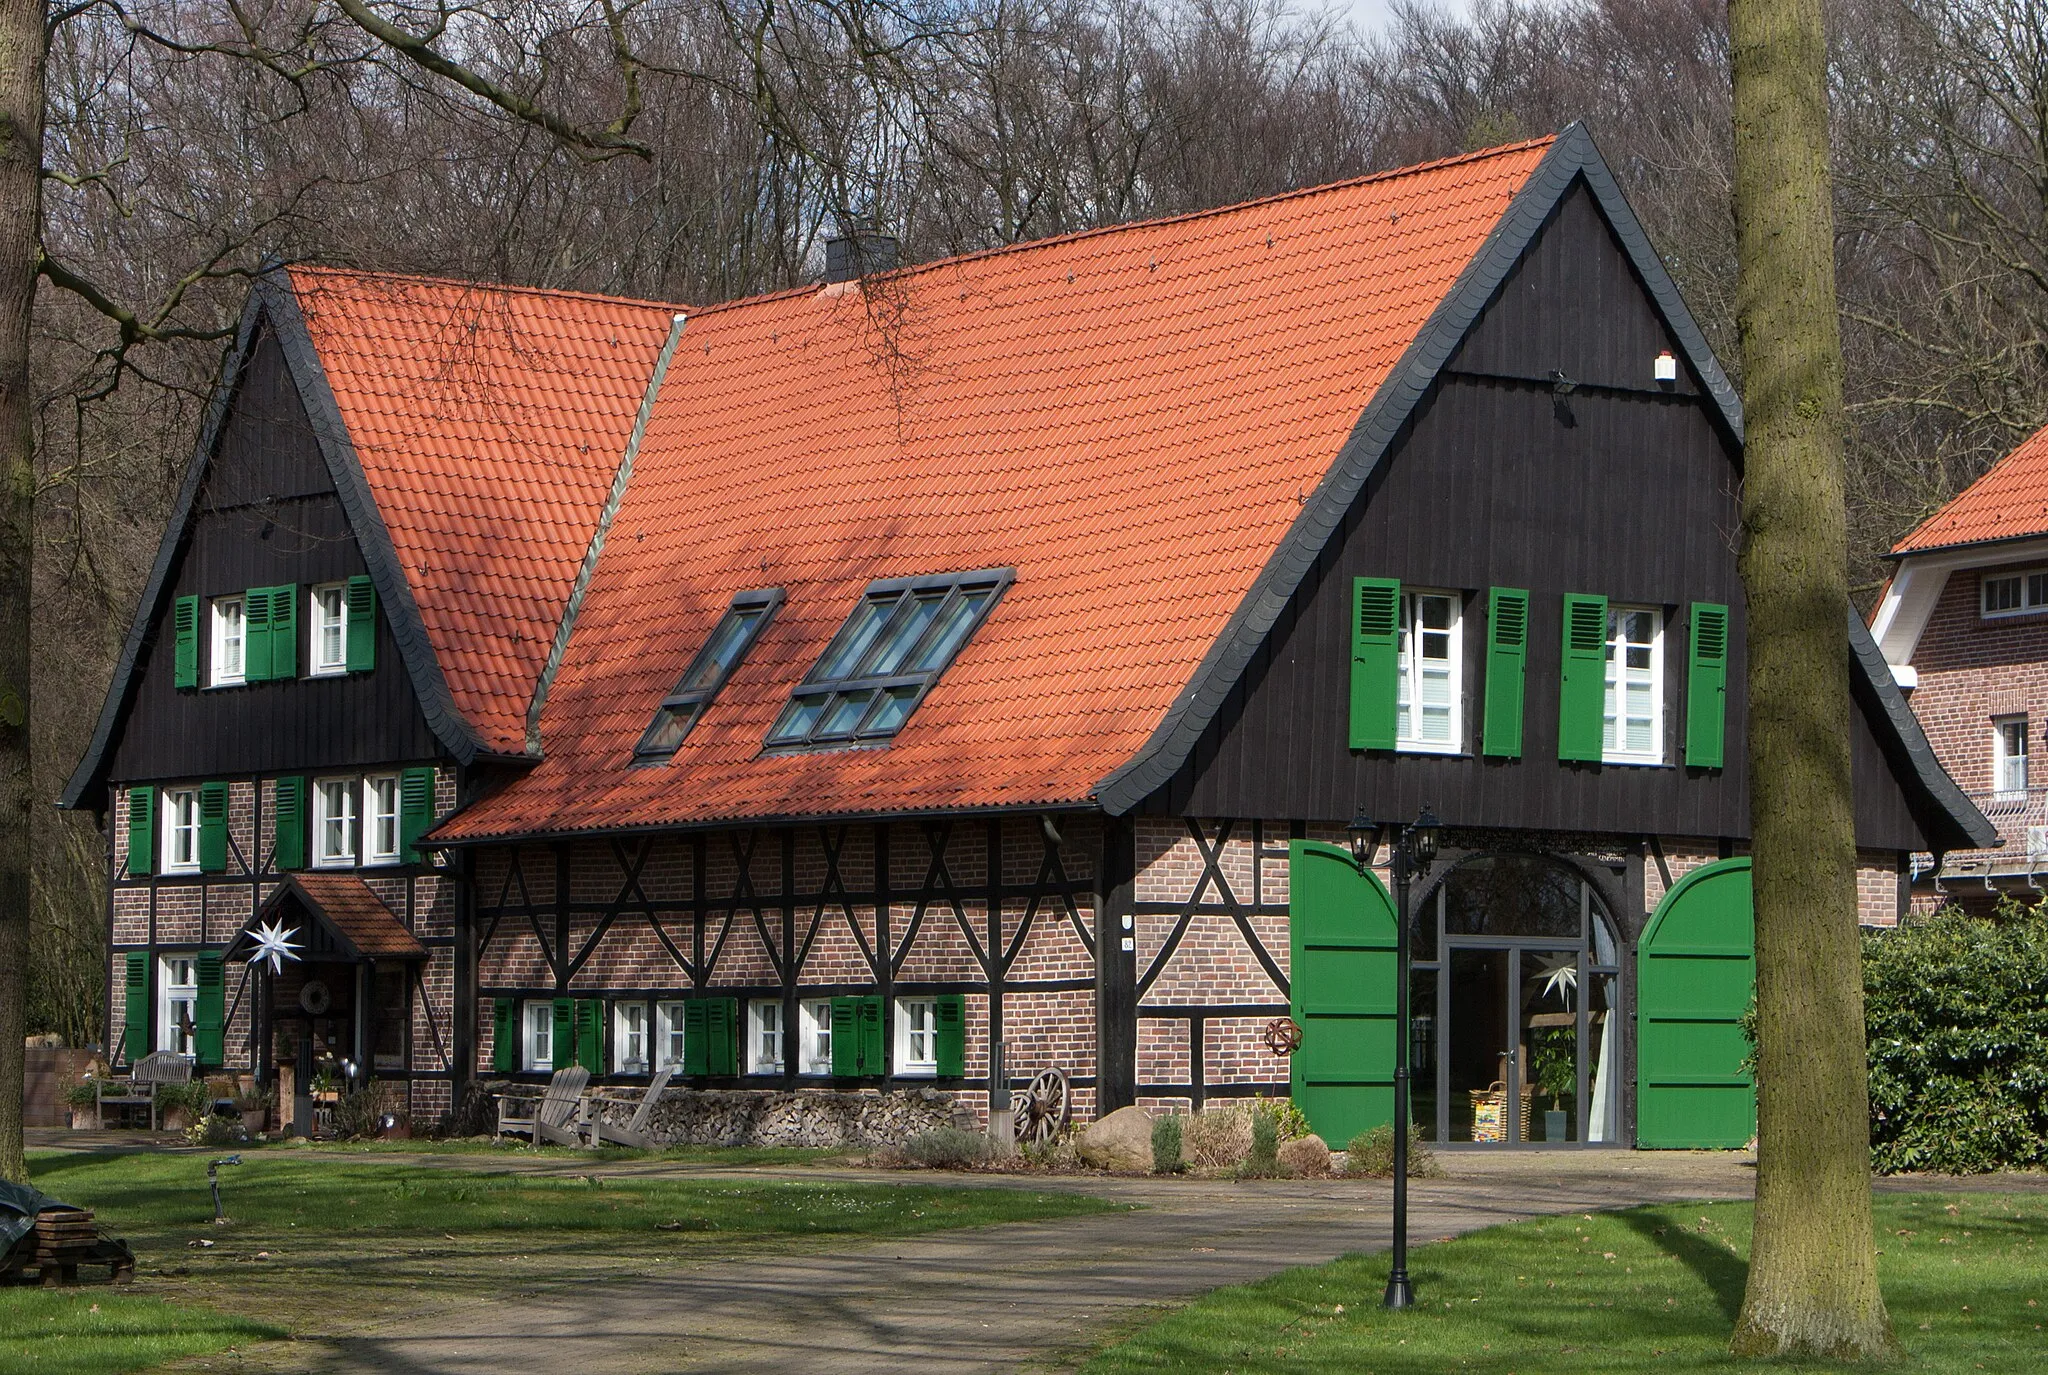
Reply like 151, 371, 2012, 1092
67, 126, 1992, 1152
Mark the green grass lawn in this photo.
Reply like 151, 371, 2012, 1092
1084, 1192, 2047, 1373
6, 1149, 1122, 1374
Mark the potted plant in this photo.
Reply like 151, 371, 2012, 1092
63, 1079, 101, 1130
156, 1080, 211, 1132
232, 1086, 274, 1136
1529, 1029, 1576, 1142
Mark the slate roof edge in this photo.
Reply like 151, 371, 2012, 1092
524, 310, 690, 752
259, 270, 492, 766
60, 294, 267, 812
1847, 607, 1998, 851
1885, 526, 2048, 562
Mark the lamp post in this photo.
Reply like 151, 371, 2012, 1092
1350, 806, 1440, 1311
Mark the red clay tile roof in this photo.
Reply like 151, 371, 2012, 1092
243, 873, 428, 959
1892, 420, 2048, 556
435, 138, 1554, 840
288, 268, 684, 753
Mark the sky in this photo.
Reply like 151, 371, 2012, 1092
1336, 0, 1477, 35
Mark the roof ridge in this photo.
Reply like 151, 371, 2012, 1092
1889, 419, 2048, 556
287, 264, 690, 314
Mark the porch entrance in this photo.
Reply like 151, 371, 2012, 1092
1414, 854, 1622, 1145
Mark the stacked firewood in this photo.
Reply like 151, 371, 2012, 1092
2, 1208, 134, 1287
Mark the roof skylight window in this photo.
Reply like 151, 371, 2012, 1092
633, 589, 782, 764
765, 569, 1012, 748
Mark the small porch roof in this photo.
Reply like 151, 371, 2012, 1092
226, 873, 428, 963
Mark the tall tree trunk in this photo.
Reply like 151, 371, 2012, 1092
1728, 0, 1893, 1359
0, 0, 42, 1185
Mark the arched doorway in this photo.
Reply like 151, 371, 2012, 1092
1411, 853, 1623, 1145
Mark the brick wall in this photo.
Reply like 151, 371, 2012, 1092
1909, 561, 2048, 807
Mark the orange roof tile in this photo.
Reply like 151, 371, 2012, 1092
288, 268, 684, 753
437, 138, 1554, 839
1892, 421, 2048, 556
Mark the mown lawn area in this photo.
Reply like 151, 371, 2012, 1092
7, 1147, 1122, 1375
1085, 1192, 2046, 1373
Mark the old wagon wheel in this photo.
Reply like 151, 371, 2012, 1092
1011, 1068, 1071, 1144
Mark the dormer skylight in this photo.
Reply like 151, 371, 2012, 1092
633, 589, 782, 763
765, 569, 1012, 749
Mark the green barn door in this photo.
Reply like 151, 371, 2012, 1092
1636, 857, 1756, 1148
1288, 839, 1399, 1147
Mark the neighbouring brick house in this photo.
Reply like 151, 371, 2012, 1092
67, 126, 1990, 1152
1874, 422, 2048, 908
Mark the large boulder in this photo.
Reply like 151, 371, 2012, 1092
1077, 1105, 1154, 1171
1278, 1133, 1331, 1178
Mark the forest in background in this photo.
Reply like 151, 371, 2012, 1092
26, 0, 2048, 1040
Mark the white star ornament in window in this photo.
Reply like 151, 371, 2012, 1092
246, 918, 303, 975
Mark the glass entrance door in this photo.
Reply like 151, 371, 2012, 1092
1446, 948, 1514, 1142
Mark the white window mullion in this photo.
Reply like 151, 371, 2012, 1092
1395, 591, 1461, 754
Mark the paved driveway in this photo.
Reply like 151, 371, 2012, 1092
217, 1149, 1759, 1374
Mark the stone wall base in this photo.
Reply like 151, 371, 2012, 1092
582, 1086, 974, 1148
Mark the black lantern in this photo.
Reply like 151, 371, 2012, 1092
1412, 807, 1442, 869
1347, 812, 1376, 868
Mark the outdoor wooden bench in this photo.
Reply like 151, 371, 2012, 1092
586, 1066, 675, 1149
96, 1050, 192, 1130
495, 1066, 590, 1146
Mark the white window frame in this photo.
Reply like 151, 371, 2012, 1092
210, 595, 246, 687
158, 954, 198, 1056
1395, 590, 1462, 754
161, 787, 201, 874
1980, 570, 2048, 620
522, 999, 554, 1072
310, 583, 349, 676
1994, 715, 2030, 799
746, 999, 784, 1075
363, 774, 401, 866
798, 998, 833, 1075
1602, 605, 1665, 765
655, 1000, 687, 1071
895, 997, 937, 1077
613, 1001, 650, 1074
312, 777, 358, 868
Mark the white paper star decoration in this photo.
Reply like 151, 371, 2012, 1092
246, 918, 303, 975
1532, 951, 1579, 999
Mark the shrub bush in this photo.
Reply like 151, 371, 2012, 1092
1865, 901, 2048, 1174
1343, 1123, 1441, 1178
155, 1080, 212, 1116
1184, 1107, 1252, 1168
330, 1086, 391, 1141
903, 1126, 992, 1169
1240, 1106, 1281, 1177
1150, 1114, 1184, 1174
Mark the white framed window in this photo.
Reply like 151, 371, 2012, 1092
158, 954, 198, 1056
313, 778, 358, 867
613, 1002, 649, 1073
895, 997, 937, 1076
1981, 571, 2048, 619
161, 787, 201, 873
655, 1000, 687, 1071
1396, 590, 1461, 752
747, 999, 784, 1074
522, 1000, 555, 1072
210, 596, 245, 687
798, 999, 834, 1075
1602, 606, 1664, 764
1995, 716, 2029, 798
310, 583, 348, 675
363, 775, 401, 865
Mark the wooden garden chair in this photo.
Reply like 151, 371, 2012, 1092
494, 1067, 589, 1145
98, 1051, 191, 1130
585, 1067, 676, 1149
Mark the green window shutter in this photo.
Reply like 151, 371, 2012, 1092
708, 998, 739, 1075
575, 999, 604, 1072
1481, 587, 1529, 758
1557, 593, 1609, 762
242, 588, 271, 682
934, 993, 965, 1078
1349, 578, 1401, 750
193, 951, 226, 1067
273, 777, 306, 870
858, 997, 884, 1077
173, 596, 200, 689
683, 1001, 709, 1076
126, 787, 155, 877
198, 782, 229, 873
345, 575, 378, 672
493, 998, 518, 1073
552, 997, 575, 1071
267, 584, 298, 679
830, 997, 858, 1076
399, 767, 435, 862
123, 952, 150, 1062
1685, 602, 1730, 769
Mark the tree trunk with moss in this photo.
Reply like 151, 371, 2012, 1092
1728, 0, 1894, 1359
0, 0, 44, 1186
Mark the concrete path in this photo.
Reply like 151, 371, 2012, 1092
219, 1149, 1761, 1374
